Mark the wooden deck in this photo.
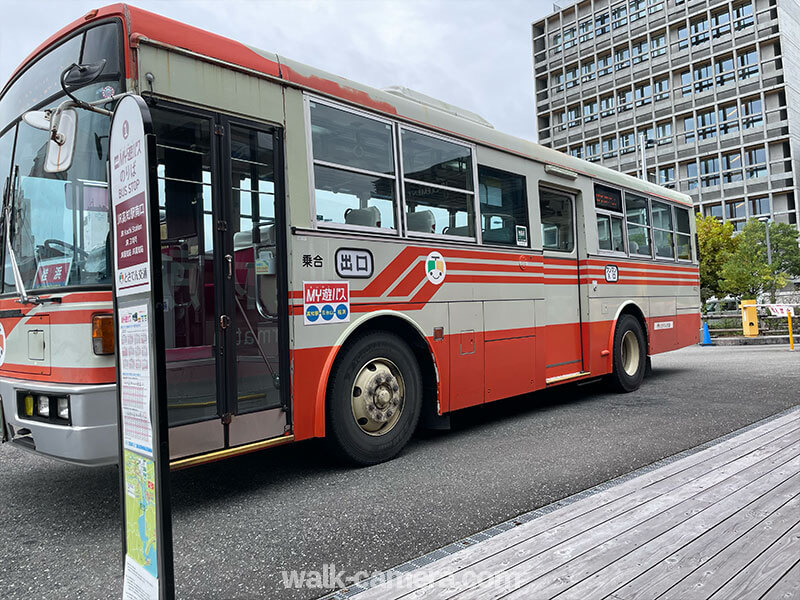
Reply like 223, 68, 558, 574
341, 407, 800, 600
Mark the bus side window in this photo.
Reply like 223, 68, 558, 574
625, 192, 652, 256
308, 101, 396, 230
597, 213, 625, 252
675, 206, 692, 260
478, 166, 528, 246
401, 129, 475, 238
539, 189, 574, 252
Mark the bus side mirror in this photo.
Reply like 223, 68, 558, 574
22, 108, 79, 173
45, 109, 78, 173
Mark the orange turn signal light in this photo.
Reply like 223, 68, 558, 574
91, 314, 115, 355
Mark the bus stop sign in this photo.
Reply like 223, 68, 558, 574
109, 94, 174, 600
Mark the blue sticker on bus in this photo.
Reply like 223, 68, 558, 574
320, 305, 335, 321
306, 306, 320, 322
336, 303, 349, 319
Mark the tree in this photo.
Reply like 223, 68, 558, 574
696, 214, 737, 304
720, 219, 800, 301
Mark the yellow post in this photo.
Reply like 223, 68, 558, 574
741, 299, 759, 337
789, 312, 794, 351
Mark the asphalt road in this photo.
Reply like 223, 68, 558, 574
1, 345, 799, 600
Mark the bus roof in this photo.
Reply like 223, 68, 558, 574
6, 3, 692, 207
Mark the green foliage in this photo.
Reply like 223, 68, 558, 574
720, 219, 800, 301
696, 214, 737, 304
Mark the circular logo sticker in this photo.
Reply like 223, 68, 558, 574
0, 322, 5, 367
335, 304, 349, 320
320, 304, 335, 321
425, 252, 446, 285
305, 306, 320, 322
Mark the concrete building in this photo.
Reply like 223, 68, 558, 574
532, 0, 799, 231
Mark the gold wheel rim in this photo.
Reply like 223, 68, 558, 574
621, 330, 640, 377
351, 357, 405, 436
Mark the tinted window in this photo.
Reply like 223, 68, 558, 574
539, 189, 574, 252
478, 166, 528, 246
309, 102, 396, 230
401, 130, 473, 190
625, 193, 651, 256
81, 22, 121, 76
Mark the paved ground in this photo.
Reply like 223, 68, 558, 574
0, 345, 798, 600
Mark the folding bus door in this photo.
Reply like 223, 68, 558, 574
539, 187, 585, 382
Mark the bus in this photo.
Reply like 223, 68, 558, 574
0, 4, 700, 468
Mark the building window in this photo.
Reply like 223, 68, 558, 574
649, 0, 664, 15
712, 9, 731, 38
734, 2, 754, 30
401, 129, 475, 238
615, 46, 631, 70
749, 195, 770, 216
742, 97, 763, 129
310, 101, 397, 230
722, 151, 743, 183
697, 109, 716, 140
598, 53, 613, 77
568, 146, 583, 158
683, 116, 695, 143
600, 95, 615, 117
686, 161, 699, 190
563, 27, 577, 50
738, 49, 759, 79
653, 77, 670, 101
715, 55, 735, 87
651, 33, 667, 58
612, 4, 628, 28
602, 137, 618, 158
745, 146, 767, 179
618, 88, 634, 112
633, 38, 649, 64
568, 106, 580, 127
659, 165, 676, 186
690, 17, 709, 45
719, 104, 739, 135
586, 140, 601, 160
584, 100, 599, 122
581, 60, 596, 82
694, 62, 713, 94
478, 166, 529, 246
566, 65, 579, 88
579, 19, 594, 42
620, 131, 635, 154
656, 121, 672, 144
635, 83, 652, 106
700, 156, 720, 187
596, 12, 611, 36
680, 70, 692, 96
677, 24, 689, 50
704, 203, 723, 220
626, 193, 652, 256
630, 0, 647, 22
552, 72, 564, 93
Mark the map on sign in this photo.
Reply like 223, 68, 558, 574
124, 450, 158, 579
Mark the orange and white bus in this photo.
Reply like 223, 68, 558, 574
0, 4, 700, 467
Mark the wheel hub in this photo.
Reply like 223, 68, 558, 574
352, 359, 405, 435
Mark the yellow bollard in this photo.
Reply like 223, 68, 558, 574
789, 313, 794, 351
740, 299, 759, 337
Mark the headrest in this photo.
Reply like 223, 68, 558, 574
345, 206, 381, 227
406, 210, 435, 233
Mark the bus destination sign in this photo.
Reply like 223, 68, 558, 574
594, 184, 623, 213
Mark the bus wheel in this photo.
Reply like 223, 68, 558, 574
327, 332, 422, 465
609, 315, 647, 393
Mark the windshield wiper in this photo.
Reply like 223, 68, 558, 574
2, 166, 59, 305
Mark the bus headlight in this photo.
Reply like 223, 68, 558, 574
92, 314, 115, 355
57, 397, 70, 420
37, 395, 50, 417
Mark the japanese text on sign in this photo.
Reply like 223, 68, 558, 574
303, 281, 350, 325
767, 305, 795, 317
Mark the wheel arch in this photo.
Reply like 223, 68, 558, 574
311, 310, 440, 438
609, 301, 649, 356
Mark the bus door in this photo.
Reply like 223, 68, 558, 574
539, 187, 585, 382
150, 105, 288, 461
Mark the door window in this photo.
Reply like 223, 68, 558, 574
539, 189, 574, 252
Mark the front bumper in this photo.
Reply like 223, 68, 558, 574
0, 377, 118, 466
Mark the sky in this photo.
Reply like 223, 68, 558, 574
0, 0, 554, 141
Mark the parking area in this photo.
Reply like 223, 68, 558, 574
1, 345, 798, 600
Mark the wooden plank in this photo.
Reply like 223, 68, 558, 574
356, 413, 800, 600
511, 456, 800, 599
706, 521, 800, 600
442, 432, 800, 600
658, 501, 800, 599
603, 476, 800, 600
476, 444, 800, 600
760, 559, 800, 600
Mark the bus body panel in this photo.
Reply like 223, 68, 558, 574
0, 3, 700, 465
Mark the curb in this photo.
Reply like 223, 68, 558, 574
709, 335, 800, 346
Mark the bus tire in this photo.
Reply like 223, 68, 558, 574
609, 314, 647, 393
326, 331, 422, 466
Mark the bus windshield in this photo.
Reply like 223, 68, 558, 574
0, 21, 123, 294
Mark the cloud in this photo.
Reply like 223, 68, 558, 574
0, 0, 551, 140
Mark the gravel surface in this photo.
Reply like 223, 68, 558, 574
0, 344, 798, 599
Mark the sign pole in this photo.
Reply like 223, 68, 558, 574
109, 94, 174, 600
